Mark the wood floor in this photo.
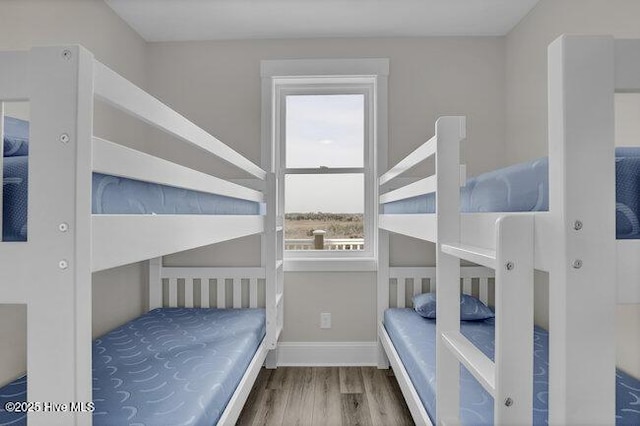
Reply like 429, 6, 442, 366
237, 367, 415, 426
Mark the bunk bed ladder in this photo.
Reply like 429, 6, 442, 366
438, 215, 534, 425
265, 172, 284, 360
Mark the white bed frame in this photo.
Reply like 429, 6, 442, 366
378, 35, 640, 425
0, 45, 284, 426
379, 266, 495, 425
149, 262, 274, 425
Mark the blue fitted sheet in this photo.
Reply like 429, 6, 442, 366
2, 117, 262, 242
0, 308, 266, 426
382, 148, 640, 239
384, 308, 640, 425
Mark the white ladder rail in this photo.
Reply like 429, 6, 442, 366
435, 116, 465, 424
493, 215, 534, 423
434, 113, 534, 425
439, 215, 534, 424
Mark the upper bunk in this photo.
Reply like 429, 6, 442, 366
378, 36, 640, 302
0, 45, 268, 275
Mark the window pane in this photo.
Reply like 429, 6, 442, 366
286, 94, 364, 168
284, 174, 364, 251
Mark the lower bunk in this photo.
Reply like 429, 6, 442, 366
0, 307, 266, 426
380, 307, 640, 426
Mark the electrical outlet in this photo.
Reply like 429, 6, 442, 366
320, 313, 331, 329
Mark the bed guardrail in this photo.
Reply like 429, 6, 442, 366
379, 117, 466, 203
93, 60, 266, 180
378, 117, 467, 244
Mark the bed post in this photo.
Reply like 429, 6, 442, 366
264, 171, 281, 368
377, 228, 390, 368
27, 46, 94, 426
547, 35, 616, 425
434, 116, 463, 425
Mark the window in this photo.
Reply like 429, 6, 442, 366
261, 59, 389, 270
285, 94, 365, 252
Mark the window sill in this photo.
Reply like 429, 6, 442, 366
283, 258, 377, 272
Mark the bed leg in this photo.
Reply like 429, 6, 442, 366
377, 339, 390, 369
265, 348, 278, 369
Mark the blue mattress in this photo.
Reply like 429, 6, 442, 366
0, 308, 266, 426
384, 308, 640, 425
2, 117, 262, 242
382, 148, 640, 239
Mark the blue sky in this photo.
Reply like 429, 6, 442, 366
285, 94, 364, 213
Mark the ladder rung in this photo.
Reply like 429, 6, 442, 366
441, 331, 495, 396
441, 243, 496, 269
276, 260, 283, 270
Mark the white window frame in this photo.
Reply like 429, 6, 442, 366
261, 59, 389, 272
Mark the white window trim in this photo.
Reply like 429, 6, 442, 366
261, 58, 389, 272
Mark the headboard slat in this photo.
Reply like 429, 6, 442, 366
397, 276, 406, 308
249, 278, 258, 308
201, 279, 210, 308
463, 277, 472, 295
185, 279, 194, 308
413, 277, 422, 297
233, 278, 242, 308
217, 279, 226, 309
479, 277, 489, 305
168, 278, 178, 307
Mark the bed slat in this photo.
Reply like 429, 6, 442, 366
168, 278, 178, 307
217, 279, 226, 309
249, 278, 258, 308
462, 278, 472, 295
201, 279, 210, 308
413, 277, 422, 297
397, 277, 406, 308
233, 278, 242, 308
479, 278, 489, 305
185, 279, 194, 308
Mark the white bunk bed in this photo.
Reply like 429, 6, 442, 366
377, 35, 640, 425
0, 45, 284, 426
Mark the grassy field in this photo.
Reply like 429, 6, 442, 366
285, 213, 363, 240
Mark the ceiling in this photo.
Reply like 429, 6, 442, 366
105, 0, 540, 42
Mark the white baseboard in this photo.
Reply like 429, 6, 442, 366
277, 341, 378, 366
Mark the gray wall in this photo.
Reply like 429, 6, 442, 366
506, 0, 640, 377
148, 37, 507, 343
506, 0, 640, 163
0, 0, 148, 385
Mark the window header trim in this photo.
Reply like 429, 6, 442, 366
261, 58, 389, 78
